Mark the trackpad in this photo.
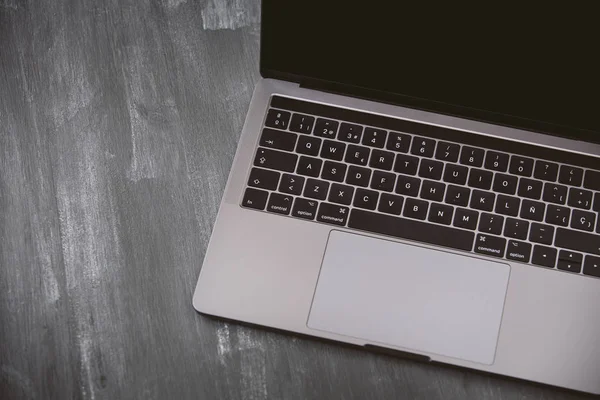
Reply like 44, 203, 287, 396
308, 231, 510, 365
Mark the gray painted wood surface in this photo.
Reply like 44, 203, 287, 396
0, 1, 593, 399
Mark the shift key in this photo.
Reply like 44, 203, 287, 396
555, 228, 600, 255
254, 147, 298, 173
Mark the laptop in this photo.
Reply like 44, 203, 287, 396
194, 1, 600, 394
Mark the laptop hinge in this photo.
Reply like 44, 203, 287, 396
299, 79, 392, 107
298, 78, 445, 121
298, 78, 578, 142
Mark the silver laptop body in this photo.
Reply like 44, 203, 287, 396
194, 78, 600, 395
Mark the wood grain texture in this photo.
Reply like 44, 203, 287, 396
0, 1, 593, 399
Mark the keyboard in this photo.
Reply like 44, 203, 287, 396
241, 95, 600, 279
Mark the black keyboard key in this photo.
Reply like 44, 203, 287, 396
314, 118, 339, 139
495, 194, 520, 217
484, 151, 509, 172
445, 185, 470, 207
321, 161, 347, 182
260, 128, 297, 151
474, 234, 506, 258
504, 218, 529, 240
395, 175, 421, 197
559, 249, 583, 262
443, 164, 469, 185
518, 178, 543, 200
594, 193, 600, 212
468, 169, 493, 190
428, 203, 454, 225
493, 174, 518, 195
328, 183, 354, 205
386, 132, 411, 153
558, 260, 582, 274
509, 156, 534, 177
349, 209, 475, 252
460, 146, 485, 167
507, 240, 532, 263
242, 187, 269, 210
420, 180, 446, 202
265, 109, 290, 130
453, 208, 479, 230
292, 198, 318, 220
346, 166, 371, 187
532, 245, 557, 268
555, 228, 600, 255
470, 190, 495, 212
303, 179, 329, 200
378, 193, 404, 215
345, 144, 370, 166
338, 122, 363, 143
534, 160, 559, 182
254, 147, 298, 173
583, 255, 600, 277
317, 203, 349, 226
320, 140, 346, 161
529, 223, 555, 245
371, 170, 396, 192
362, 127, 387, 148
297, 156, 322, 177
520, 200, 545, 222
248, 167, 280, 191
418, 159, 444, 180
266, 193, 293, 215
543, 183, 568, 205
279, 174, 305, 195
394, 154, 419, 175
545, 205, 570, 227
369, 149, 395, 171
296, 135, 321, 156
411, 137, 436, 158
571, 209, 596, 232
289, 113, 315, 134
584, 170, 600, 191
403, 198, 429, 220
568, 188, 593, 209
354, 188, 379, 210
478, 213, 504, 235
435, 141, 460, 163
558, 165, 584, 187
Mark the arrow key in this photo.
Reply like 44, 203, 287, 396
559, 250, 583, 263
532, 245, 557, 269
279, 174, 305, 195
583, 255, 600, 278
558, 260, 582, 274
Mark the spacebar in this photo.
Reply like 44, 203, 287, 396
348, 209, 475, 252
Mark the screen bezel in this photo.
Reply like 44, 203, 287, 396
259, 2, 599, 145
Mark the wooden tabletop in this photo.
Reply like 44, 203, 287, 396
0, 1, 593, 399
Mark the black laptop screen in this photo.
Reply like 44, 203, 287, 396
261, 2, 598, 143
